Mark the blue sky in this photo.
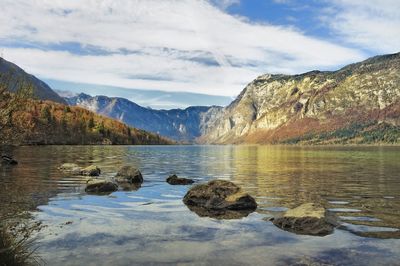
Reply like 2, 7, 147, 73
0, 0, 399, 109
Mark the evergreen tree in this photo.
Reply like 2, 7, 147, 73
40, 106, 52, 123
88, 117, 95, 129
98, 121, 105, 135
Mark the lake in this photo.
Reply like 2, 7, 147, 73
1, 145, 400, 265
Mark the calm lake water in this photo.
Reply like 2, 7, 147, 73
1, 145, 400, 265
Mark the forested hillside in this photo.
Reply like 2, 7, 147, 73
0, 93, 172, 145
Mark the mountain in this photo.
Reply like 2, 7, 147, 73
199, 52, 400, 144
65, 53, 400, 145
0, 94, 172, 145
65, 93, 222, 142
0, 57, 66, 104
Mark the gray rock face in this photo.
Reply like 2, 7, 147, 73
85, 179, 118, 194
183, 180, 257, 219
0, 57, 66, 104
65, 93, 223, 142
166, 174, 194, 185
115, 166, 143, 184
271, 203, 338, 236
200, 52, 400, 144
65, 53, 400, 144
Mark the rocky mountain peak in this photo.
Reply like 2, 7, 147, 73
200, 52, 400, 144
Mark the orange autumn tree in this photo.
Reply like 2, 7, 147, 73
0, 74, 33, 145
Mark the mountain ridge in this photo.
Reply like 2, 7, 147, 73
3, 52, 399, 145
0, 57, 67, 104
65, 93, 222, 142
199, 52, 400, 144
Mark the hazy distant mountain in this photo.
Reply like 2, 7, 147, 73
48, 80, 232, 110
0, 57, 66, 104
199, 52, 400, 144
65, 93, 222, 142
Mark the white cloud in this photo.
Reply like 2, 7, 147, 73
0, 0, 365, 97
322, 0, 400, 53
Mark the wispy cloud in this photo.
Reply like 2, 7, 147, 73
0, 0, 365, 97
321, 0, 400, 53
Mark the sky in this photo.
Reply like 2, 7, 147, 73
0, 0, 399, 109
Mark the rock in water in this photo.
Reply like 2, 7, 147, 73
183, 180, 257, 219
115, 166, 143, 184
1, 155, 18, 165
118, 182, 141, 191
166, 174, 194, 185
59, 163, 101, 176
59, 163, 79, 170
271, 203, 338, 236
80, 165, 101, 176
58, 163, 81, 174
85, 179, 118, 194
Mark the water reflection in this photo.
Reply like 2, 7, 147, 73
226, 146, 400, 237
0, 145, 399, 265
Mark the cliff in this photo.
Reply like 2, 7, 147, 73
199, 52, 400, 144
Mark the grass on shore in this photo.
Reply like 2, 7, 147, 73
0, 224, 41, 266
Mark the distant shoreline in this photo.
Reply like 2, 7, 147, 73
4, 143, 399, 148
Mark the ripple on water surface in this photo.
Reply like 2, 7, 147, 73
1, 145, 400, 265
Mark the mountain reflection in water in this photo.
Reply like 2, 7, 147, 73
1, 145, 399, 265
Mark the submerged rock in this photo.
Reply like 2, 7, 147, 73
58, 163, 81, 174
166, 174, 194, 185
59, 163, 101, 176
115, 166, 143, 184
270, 203, 338, 236
80, 165, 101, 176
183, 180, 257, 219
85, 179, 118, 194
1, 155, 18, 165
118, 182, 142, 191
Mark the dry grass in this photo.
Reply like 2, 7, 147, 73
0, 224, 42, 266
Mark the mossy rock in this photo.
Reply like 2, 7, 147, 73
85, 179, 118, 194
183, 180, 257, 219
80, 165, 101, 176
271, 203, 338, 236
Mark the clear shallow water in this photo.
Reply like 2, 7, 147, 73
1, 145, 400, 265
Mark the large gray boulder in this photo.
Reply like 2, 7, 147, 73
183, 180, 257, 219
85, 179, 118, 194
270, 203, 338, 236
166, 174, 194, 185
115, 166, 143, 184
